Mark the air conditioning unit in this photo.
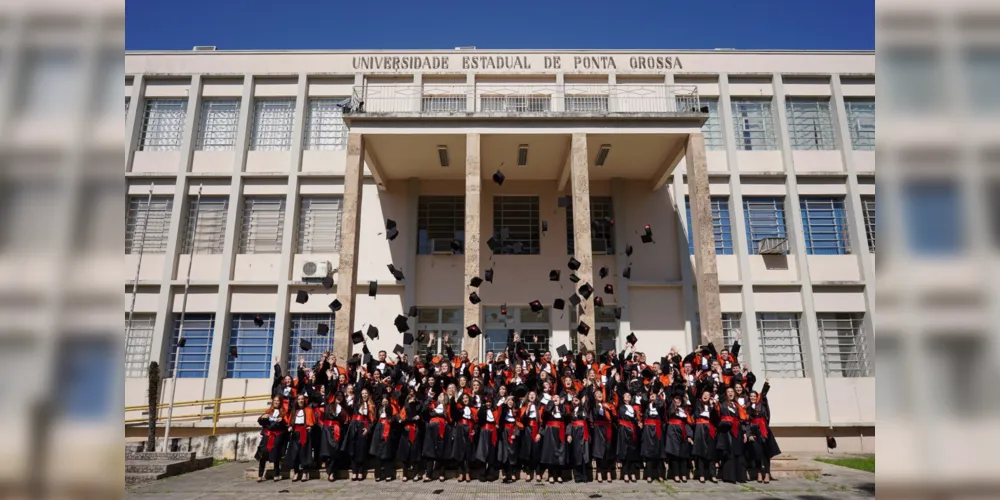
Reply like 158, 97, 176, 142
757, 237, 790, 255
431, 239, 455, 255
302, 260, 332, 279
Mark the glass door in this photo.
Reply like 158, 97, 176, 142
483, 306, 551, 357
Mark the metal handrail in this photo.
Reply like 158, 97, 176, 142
126, 393, 273, 435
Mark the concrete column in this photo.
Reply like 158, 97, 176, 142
569, 133, 596, 353
611, 179, 633, 350
125, 74, 145, 172
671, 173, 698, 351
463, 133, 483, 357
686, 133, 724, 347
333, 133, 366, 361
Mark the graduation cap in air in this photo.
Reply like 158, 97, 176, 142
469, 292, 481, 305
385, 219, 399, 241
556, 345, 570, 358
296, 290, 309, 304
467, 324, 482, 338
347, 355, 361, 367
366, 324, 379, 340
403, 332, 415, 346
299, 339, 313, 352
486, 237, 499, 253
485, 268, 494, 283
451, 239, 463, 252
558, 196, 571, 208
408, 306, 418, 317
553, 298, 565, 310
177, 337, 187, 348
363, 352, 373, 365
317, 323, 329, 336
393, 344, 405, 356
500, 303, 508, 316
641, 225, 654, 244
569, 273, 581, 284
351, 330, 364, 344
604, 284, 614, 295
594, 296, 604, 307
626, 332, 638, 345
613, 306, 622, 320
568, 294, 581, 307
529, 300, 543, 313
568, 257, 581, 271
541, 221, 548, 234
229, 346, 239, 358
622, 266, 631, 279
625, 244, 633, 257
329, 299, 342, 312
470, 276, 484, 288
388, 264, 405, 281
492, 170, 505, 186
578, 283, 594, 300
599, 266, 609, 279
253, 314, 265, 327
322, 274, 334, 289
576, 321, 591, 336
549, 270, 560, 281
394, 314, 410, 333
368, 281, 378, 297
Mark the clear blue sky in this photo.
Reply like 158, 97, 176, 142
125, 0, 874, 51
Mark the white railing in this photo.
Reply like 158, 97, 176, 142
346, 84, 702, 115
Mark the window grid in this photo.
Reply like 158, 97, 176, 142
251, 99, 295, 151
484, 307, 550, 355
756, 313, 805, 378
125, 314, 155, 378
181, 197, 229, 254
297, 197, 343, 253
743, 197, 788, 255
493, 196, 540, 255
168, 314, 215, 378
480, 95, 551, 113
817, 313, 871, 378
800, 197, 850, 255
239, 197, 286, 254
785, 98, 837, 150
566, 197, 615, 255
139, 99, 187, 151
227, 314, 275, 378
844, 98, 875, 151
565, 95, 609, 113
304, 99, 347, 150
570, 306, 619, 354
422, 95, 466, 113
862, 196, 876, 253
415, 308, 463, 360
417, 196, 465, 254
126, 195, 173, 254
287, 314, 336, 371
195, 98, 240, 151
699, 98, 725, 150
731, 98, 777, 151
721, 313, 742, 351
685, 196, 734, 255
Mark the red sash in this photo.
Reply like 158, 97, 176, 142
430, 416, 448, 439
620, 420, 638, 442
751, 417, 769, 439
352, 415, 369, 423
646, 419, 664, 440
695, 418, 716, 440
404, 422, 419, 444
667, 418, 687, 441
526, 419, 540, 440
592, 420, 612, 443
503, 422, 518, 444
460, 418, 475, 441
571, 420, 589, 442
379, 417, 391, 441
323, 419, 342, 442
546, 421, 566, 442
264, 429, 282, 452
720, 415, 740, 438
293, 424, 309, 446
482, 423, 498, 447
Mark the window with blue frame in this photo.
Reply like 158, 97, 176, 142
800, 197, 850, 255
168, 314, 215, 378
743, 197, 788, 254
57, 337, 116, 420
903, 181, 963, 256
227, 314, 275, 378
287, 314, 336, 372
685, 196, 734, 255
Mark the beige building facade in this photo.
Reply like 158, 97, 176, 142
124, 49, 875, 453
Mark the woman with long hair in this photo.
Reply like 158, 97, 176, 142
451, 392, 477, 482
474, 397, 499, 481
518, 390, 544, 482
255, 396, 287, 483
567, 393, 591, 483
664, 393, 694, 483
616, 391, 642, 483
284, 394, 315, 482
590, 390, 616, 483
540, 392, 569, 483
496, 395, 521, 483
396, 391, 424, 482
747, 381, 781, 484
319, 392, 348, 482
343, 387, 374, 481
691, 389, 718, 483
716, 386, 748, 484
422, 391, 452, 482
369, 393, 396, 482
640, 390, 666, 483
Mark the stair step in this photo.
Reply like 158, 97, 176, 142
125, 451, 196, 462
126, 457, 214, 479
126, 472, 168, 487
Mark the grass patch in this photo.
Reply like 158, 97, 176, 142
211, 458, 233, 467
816, 456, 875, 473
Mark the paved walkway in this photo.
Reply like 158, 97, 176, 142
127, 459, 875, 500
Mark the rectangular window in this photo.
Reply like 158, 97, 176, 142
565, 95, 609, 113
57, 337, 115, 420
699, 98, 725, 150
239, 197, 285, 254
124, 314, 155, 378
139, 98, 187, 151
297, 197, 342, 253
756, 313, 804, 378
483, 306, 550, 355
844, 98, 875, 151
480, 95, 550, 113
964, 49, 1000, 115
862, 196, 875, 253
415, 308, 463, 360
686, 196, 734, 255
903, 181, 963, 256
565, 197, 614, 255
226, 314, 274, 378
195, 98, 240, 151
250, 99, 295, 151
731, 98, 777, 151
422, 95, 466, 113
181, 196, 228, 254
570, 306, 619, 354
304, 99, 347, 150
785, 98, 836, 150
169, 314, 215, 378
287, 314, 336, 371
743, 197, 787, 254
883, 49, 942, 114
493, 196, 540, 255
800, 197, 850, 255
417, 196, 465, 255
817, 313, 871, 377
721, 313, 742, 350
126, 195, 172, 254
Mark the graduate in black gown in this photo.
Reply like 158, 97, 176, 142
691, 390, 719, 483
474, 398, 499, 481
567, 393, 591, 483
369, 394, 396, 482
616, 391, 643, 483
496, 396, 521, 483
343, 388, 375, 481
255, 396, 288, 482
747, 381, 781, 483
664, 392, 694, 483
319, 393, 348, 482
451, 392, 478, 483
518, 391, 545, 482
422, 391, 452, 482
716, 386, 749, 484
590, 390, 616, 483
540, 393, 570, 483
640, 391, 666, 482
284, 394, 315, 482
396, 392, 424, 482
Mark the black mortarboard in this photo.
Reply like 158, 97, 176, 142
514, 386, 527, 399
363, 352, 372, 365
569, 294, 581, 307
613, 306, 622, 320
626, 333, 638, 345
569, 273, 581, 283
604, 284, 614, 294
578, 283, 594, 299
253, 314, 264, 327
599, 266, 609, 279
351, 330, 364, 344
622, 266, 631, 279
394, 314, 409, 333
553, 298, 565, 310
469, 292, 481, 305
470, 276, 484, 288
347, 355, 360, 366
177, 337, 186, 348
368, 281, 377, 297
485, 268, 494, 283
467, 324, 481, 338
541, 221, 548, 232
385, 219, 398, 241
451, 239, 462, 252
568, 257, 581, 271
388, 264, 405, 281
366, 324, 379, 340
403, 332, 415, 345
576, 321, 590, 336
826, 435, 838, 449
641, 225, 653, 244
408, 306, 418, 317
296, 290, 309, 304
317, 323, 329, 336
594, 296, 604, 307
625, 244, 633, 257
500, 303, 507, 315
492, 170, 505, 186
487, 237, 498, 253
329, 299, 342, 312
322, 274, 334, 289
229, 346, 238, 358
549, 270, 560, 281
529, 300, 543, 313
393, 344, 405, 356
556, 345, 569, 358
557, 196, 571, 208
299, 339, 312, 352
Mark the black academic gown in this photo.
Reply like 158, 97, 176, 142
518, 402, 544, 463
616, 404, 642, 462
567, 405, 591, 467
716, 402, 748, 483
640, 400, 665, 460
369, 404, 396, 460
496, 406, 520, 466
589, 403, 615, 461
422, 402, 451, 460
284, 408, 313, 469
663, 404, 693, 460
450, 404, 477, 462
473, 407, 499, 464
255, 411, 287, 463
319, 402, 348, 462
341, 403, 373, 462
396, 402, 424, 462
691, 400, 717, 461
540, 402, 569, 466
747, 398, 781, 461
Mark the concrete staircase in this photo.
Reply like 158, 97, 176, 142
126, 445, 214, 486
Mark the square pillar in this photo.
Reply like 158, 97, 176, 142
333, 133, 365, 361
686, 133, 724, 347
569, 133, 596, 353
463, 133, 483, 357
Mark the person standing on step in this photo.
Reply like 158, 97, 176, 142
284, 394, 315, 482
422, 391, 452, 482
747, 380, 781, 484
451, 392, 478, 482
343, 387, 375, 481
540, 392, 570, 483
474, 397, 499, 482
716, 386, 749, 484
319, 392, 348, 482
590, 389, 616, 483
567, 393, 591, 483
255, 396, 288, 483
369, 393, 397, 482
396, 390, 424, 482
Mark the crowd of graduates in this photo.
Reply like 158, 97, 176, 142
255, 331, 781, 486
